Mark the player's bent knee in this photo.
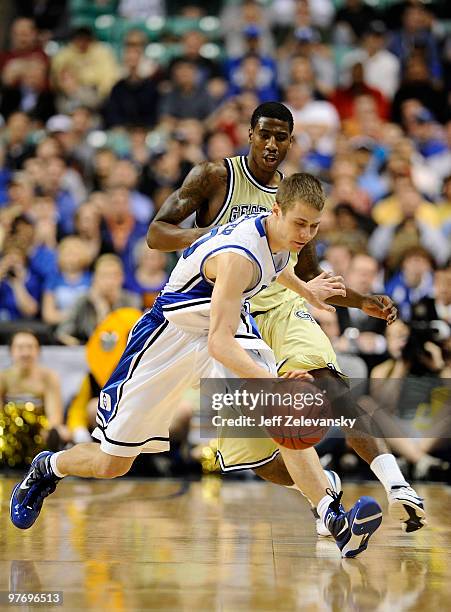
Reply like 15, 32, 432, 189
253, 454, 293, 486
95, 453, 134, 479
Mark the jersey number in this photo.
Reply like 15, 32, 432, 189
183, 216, 252, 258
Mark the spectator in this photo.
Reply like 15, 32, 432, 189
385, 247, 435, 321
285, 83, 340, 174
158, 59, 216, 124
349, 137, 386, 204
388, 4, 442, 83
283, 27, 335, 97
407, 107, 448, 160
92, 148, 118, 192
221, 0, 274, 59
6, 214, 57, 289
128, 124, 152, 168
370, 181, 450, 268
73, 202, 113, 266
225, 26, 278, 99
0, 58, 55, 124
342, 21, 400, 100
334, 0, 378, 44
384, 135, 440, 202
2, 172, 35, 217
37, 127, 88, 206
169, 29, 223, 87
411, 267, 451, 328
37, 156, 78, 235
372, 179, 442, 229
139, 143, 192, 209
173, 119, 206, 167
283, 55, 324, 100
42, 236, 92, 326
0, 239, 40, 321
50, 107, 96, 187
107, 159, 154, 224
51, 26, 119, 104
227, 54, 279, 103
53, 65, 100, 114
124, 240, 168, 309
56, 254, 140, 345
391, 55, 448, 125
0, 330, 68, 465
334, 253, 387, 365
102, 186, 148, 277
321, 243, 354, 277
330, 62, 390, 122
2, 112, 34, 170
29, 196, 58, 250
0, 17, 49, 84
368, 320, 451, 478
103, 31, 159, 129
206, 132, 235, 163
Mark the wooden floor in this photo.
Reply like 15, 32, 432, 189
1, 477, 450, 611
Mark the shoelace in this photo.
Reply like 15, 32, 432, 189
326, 488, 344, 514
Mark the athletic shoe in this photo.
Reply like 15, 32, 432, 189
325, 489, 383, 558
388, 484, 426, 532
314, 470, 342, 537
10, 451, 60, 530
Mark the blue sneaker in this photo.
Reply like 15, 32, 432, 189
10, 451, 60, 530
324, 489, 382, 558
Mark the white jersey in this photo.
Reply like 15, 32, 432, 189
153, 213, 290, 343
94, 213, 285, 457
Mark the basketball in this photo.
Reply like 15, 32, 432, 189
262, 380, 332, 450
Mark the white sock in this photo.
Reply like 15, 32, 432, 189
50, 451, 68, 478
370, 453, 408, 493
317, 493, 335, 523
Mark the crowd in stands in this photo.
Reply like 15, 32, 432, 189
0, 0, 450, 477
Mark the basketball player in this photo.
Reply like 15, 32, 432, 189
148, 101, 426, 534
10, 174, 383, 558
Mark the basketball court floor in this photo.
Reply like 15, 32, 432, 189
1, 477, 450, 611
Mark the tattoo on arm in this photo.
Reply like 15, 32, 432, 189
154, 162, 226, 225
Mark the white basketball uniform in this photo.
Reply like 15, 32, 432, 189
92, 213, 290, 457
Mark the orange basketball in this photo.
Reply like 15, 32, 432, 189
262, 380, 331, 450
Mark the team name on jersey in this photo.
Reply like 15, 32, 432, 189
230, 204, 269, 222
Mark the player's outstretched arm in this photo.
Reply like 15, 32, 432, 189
208, 253, 274, 379
295, 242, 397, 323
147, 161, 227, 252
278, 267, 346, 312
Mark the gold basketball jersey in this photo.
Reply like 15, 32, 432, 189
200, 155, 299, 313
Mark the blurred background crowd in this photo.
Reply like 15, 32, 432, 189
0, 0, 450, 481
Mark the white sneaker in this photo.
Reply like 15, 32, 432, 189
315, 469, 342, 537
388, 484, 427, 532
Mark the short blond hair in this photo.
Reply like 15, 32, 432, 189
94, 253, 123, 272
276, 173, 325, 213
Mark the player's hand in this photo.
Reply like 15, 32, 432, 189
305, 272, 346, 312
362, 295, 397, 325
280, 369, 314, 381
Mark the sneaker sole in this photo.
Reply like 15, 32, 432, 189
389, 499, 427, 532
316, 470, 342, 538
342, 498, 383, 558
